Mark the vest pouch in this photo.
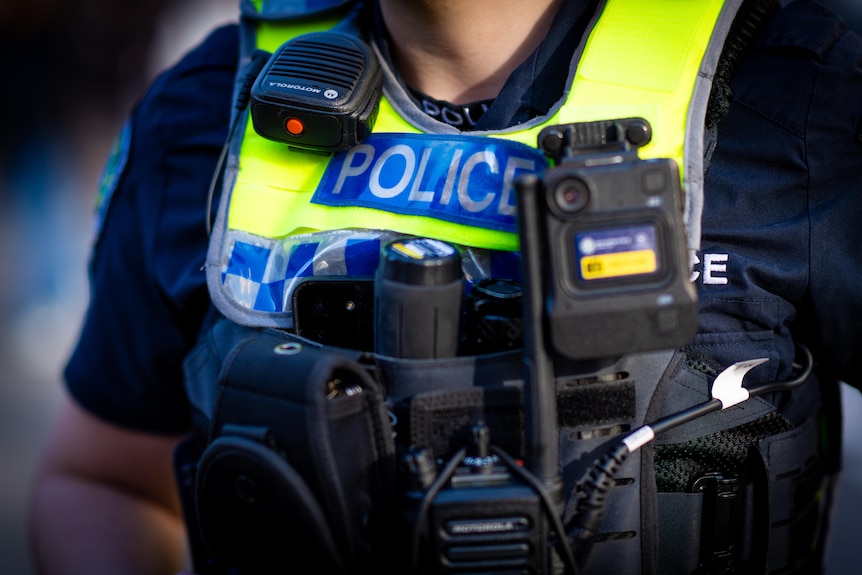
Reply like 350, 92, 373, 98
195, 430, 344, 572
192, 331, 397, 574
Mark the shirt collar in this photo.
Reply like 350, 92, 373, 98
371, 0, 599, 131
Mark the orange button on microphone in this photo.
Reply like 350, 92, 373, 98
285, 117, 304, 136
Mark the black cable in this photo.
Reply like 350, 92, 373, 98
565, 441, 630, 567
748, 344, 813, 396
205, 126, 232, 237
409, 447, 467, 573
206, 49, 271, 236
492, 447, 581, 575
650, 398, 722, 436
567, 344, 814, 569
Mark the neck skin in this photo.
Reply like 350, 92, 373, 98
378, 0, 564, 104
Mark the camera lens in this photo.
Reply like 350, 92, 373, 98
552, 177, 590, 214
312, 296, 327, 315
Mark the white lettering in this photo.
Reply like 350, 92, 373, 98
441, 107, 464, 126
269, 81, 321, 93
407, 148, 435, 202
324, 142, 536, 219
421, 99, 440, 117
450, 521, 517, 534
703, 253, 729, 285
331, 145, 375, 194
690, 253, 730, 285
370, 145, 415, 199
499, 157, 534, 216
440, 149, 464, 205
463, 103, 489, 128
458, 151, 498, 213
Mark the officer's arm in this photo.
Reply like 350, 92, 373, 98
30, 394, 189, 575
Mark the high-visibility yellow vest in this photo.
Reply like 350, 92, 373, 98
208, 0, 744, 327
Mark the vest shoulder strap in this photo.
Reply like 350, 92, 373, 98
240, 0, 357, 21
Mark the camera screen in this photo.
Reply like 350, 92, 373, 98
573, 223, 660, 283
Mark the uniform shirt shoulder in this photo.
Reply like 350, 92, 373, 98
135, 24, 239, 143
94, 24, 239, 242
757, 0, 849, 59
728, 0, 862, 139
65, 24, 239, 434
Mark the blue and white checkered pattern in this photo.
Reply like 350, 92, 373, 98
220, 228, 521, 314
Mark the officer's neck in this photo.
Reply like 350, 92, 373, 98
378, 0, 563, 105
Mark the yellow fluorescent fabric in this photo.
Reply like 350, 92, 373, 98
229, 0, 726, 250
564, 0, 726, 162
229, 109, 521, 250
254, 17, 342, 52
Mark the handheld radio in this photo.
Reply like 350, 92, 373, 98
250, 31, 382, 153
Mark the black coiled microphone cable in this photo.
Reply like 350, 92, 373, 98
566, 345, 813, 568
205, 48, 271, 236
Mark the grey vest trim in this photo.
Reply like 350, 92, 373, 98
206, 0, 749, 332
375, 0, 747, 261
684, 0, 746, 261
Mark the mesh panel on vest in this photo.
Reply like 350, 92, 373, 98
654, 411, 794, 492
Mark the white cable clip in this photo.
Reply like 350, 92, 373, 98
623, 425, 656, 453
711, 358, 769, 409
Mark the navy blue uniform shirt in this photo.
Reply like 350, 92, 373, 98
65, 24, 239, 433
65, 0, 862, 435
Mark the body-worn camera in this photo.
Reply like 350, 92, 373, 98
516, 118, 698, 361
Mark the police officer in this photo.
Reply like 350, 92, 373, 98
29, 1, 862, 574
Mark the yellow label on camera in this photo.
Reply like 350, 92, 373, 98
581, 249, 658, 280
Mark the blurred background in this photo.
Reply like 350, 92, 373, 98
0, 1, 860, 574
0, 1, 238, 573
